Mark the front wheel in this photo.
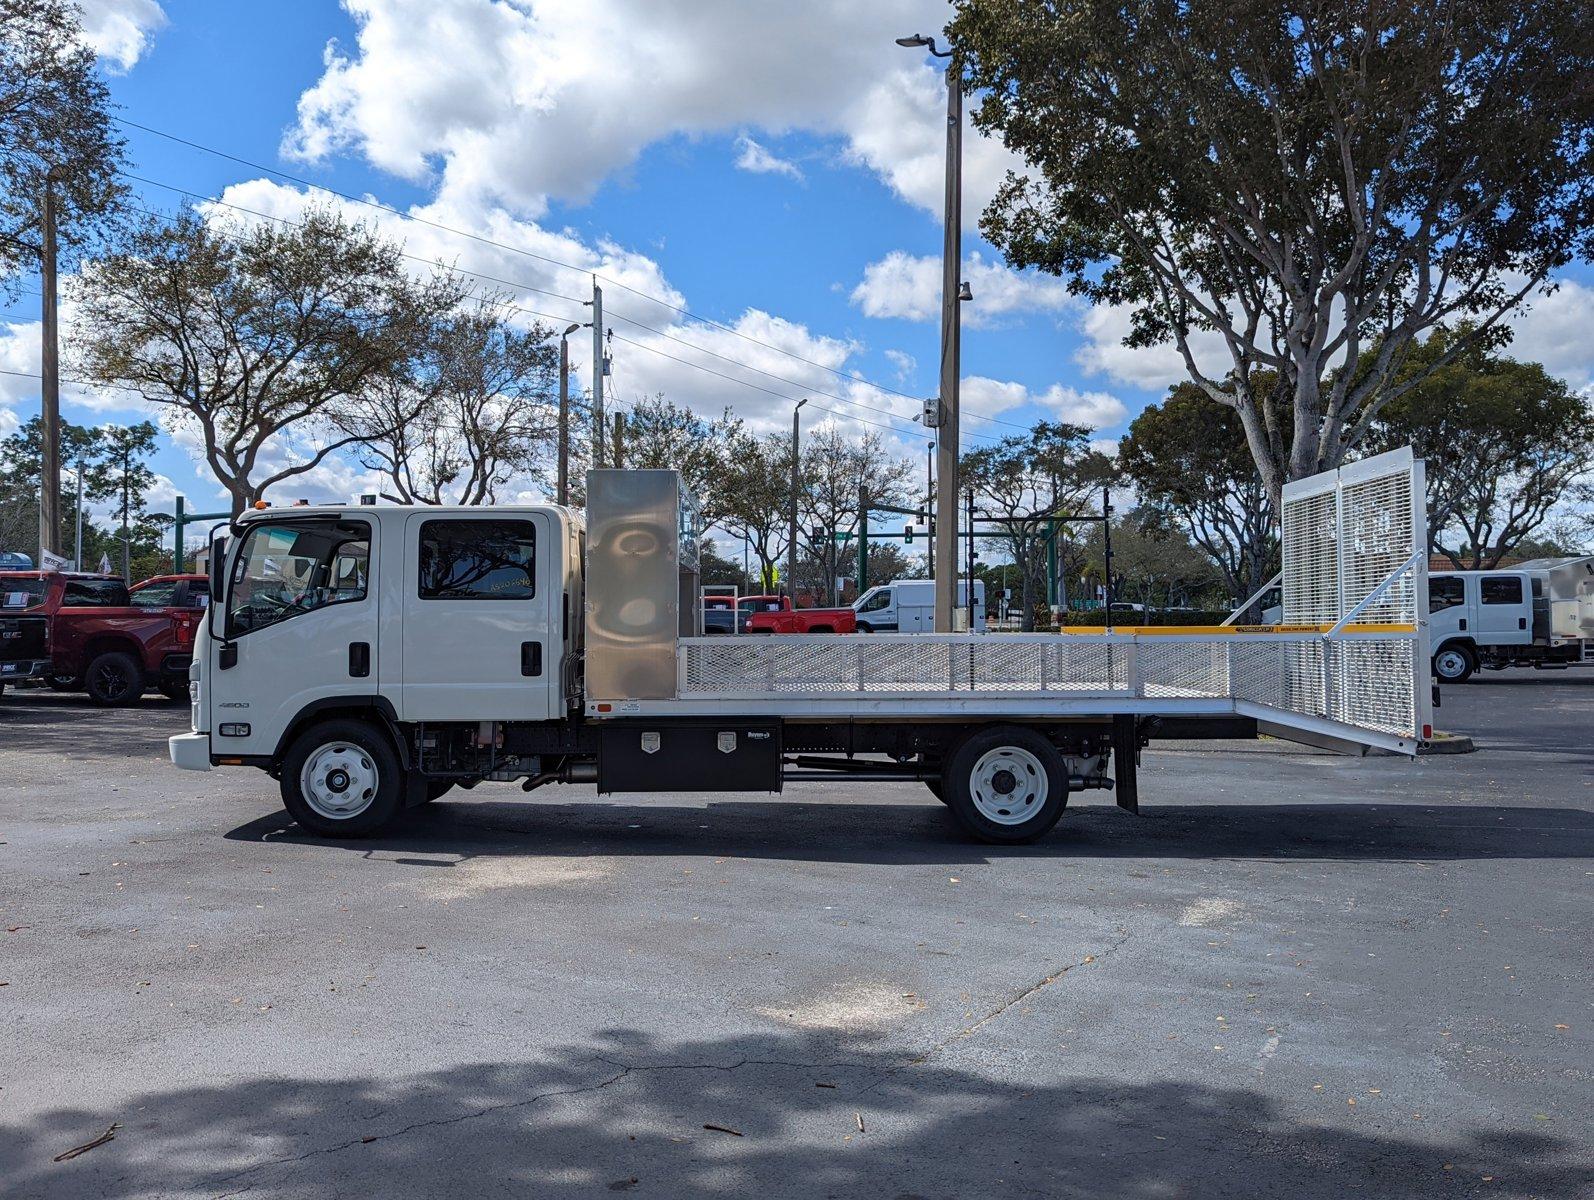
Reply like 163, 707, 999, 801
85, 651, 144, 706
1433, 645, 1475, 684
942, 726, 1070, 844
280, 720, 404, 838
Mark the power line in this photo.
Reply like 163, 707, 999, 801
119, 171, 998, 444
112, 116, 1037, 427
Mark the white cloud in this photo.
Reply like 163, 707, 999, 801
883, 348, 916, 382
76, 0, 167, 71
960, 374, 1128, 431
1073, 302, 1232, 393
284, 1, 1023, 228
1503, 276, 1594, 391
851, 251, 1074, 327
734, 136, 802, 181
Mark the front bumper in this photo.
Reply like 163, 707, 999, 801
169, 731, 212, 771
0, 658, 51, 682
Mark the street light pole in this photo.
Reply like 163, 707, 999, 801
787, 398, 808, 602
557, 322, 582, 505
925, 439, 935, 577
39, 169, 62, 564
898, 33, 963, 632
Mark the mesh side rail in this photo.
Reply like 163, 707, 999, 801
678, 633, 1420, 742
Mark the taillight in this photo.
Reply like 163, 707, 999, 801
175, 616, 194, 647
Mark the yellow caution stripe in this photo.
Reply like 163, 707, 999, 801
1056, 623, 1417, 636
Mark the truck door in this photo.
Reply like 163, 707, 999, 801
1428, 574, 1466, 643
400, 513, 555, 721
1477, 574, 1531, 645
208, 516, 377, 759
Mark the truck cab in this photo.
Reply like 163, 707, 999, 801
1429, 569, 1537, 681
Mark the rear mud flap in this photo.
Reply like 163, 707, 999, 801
1112, 715, 1139, 814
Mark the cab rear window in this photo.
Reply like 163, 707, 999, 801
63, 579, 130, 607
2, 577, 48, 609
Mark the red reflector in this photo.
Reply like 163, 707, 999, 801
596, 703, 612, 713
1422, 724, 1433, 740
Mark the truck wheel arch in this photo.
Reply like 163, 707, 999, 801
273, 697, 409, 772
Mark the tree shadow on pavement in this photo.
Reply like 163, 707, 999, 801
2, 1028, 1583, 1200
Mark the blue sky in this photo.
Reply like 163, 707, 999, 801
2, 0, 1591, 548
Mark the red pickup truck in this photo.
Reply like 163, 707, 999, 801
0, 571, 207, 705
742, 594, 857, 635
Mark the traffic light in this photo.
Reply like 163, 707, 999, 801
904, 522, 915, 545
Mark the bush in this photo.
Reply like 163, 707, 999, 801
1055, 609, 1232, 627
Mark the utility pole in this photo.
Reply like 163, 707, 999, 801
1102, 484, 1116, 629
590, 278, 605, 468
925, 440, 935, 577
787, 398, 807, 602
612, 411, 625, 469
897, 34, 963, 632
858, 486, 869, 593
39, 170, 62, 565
557, 322, 581, 505
73, 453, 84, 569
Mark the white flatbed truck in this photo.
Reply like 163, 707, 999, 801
170, 453, 1434, 844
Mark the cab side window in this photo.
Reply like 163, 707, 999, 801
1481, 577, 1523, 605
859, 588, 892, 613
228, 520, 370, 636
419, 520, 536, 600
1428, 576, 1464, 613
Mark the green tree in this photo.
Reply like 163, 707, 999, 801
716, 431, 794, 594
342, 297, 559, 504
0, 0, 126, 288
952, 0, 1594, 507
1119, 385, 1278, 609
798, 426, 913, 605
97, 420, 161, 579
618, 395, 744, 524
0, 415, 110, 561
963, 422, 1112, 630
1361, 329, 1594, 567
72, 207, 464, 514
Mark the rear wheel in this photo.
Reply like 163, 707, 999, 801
942, 726, 1069, 844
85, 651, 143, 706
280, 720, 404, 838
1433, 644, 1475, 684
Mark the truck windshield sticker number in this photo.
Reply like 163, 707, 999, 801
227, 520, 371, 638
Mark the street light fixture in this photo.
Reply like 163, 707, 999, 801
899, 30, 962, 631
557, 322, 584, 505
786, 398, 809, 602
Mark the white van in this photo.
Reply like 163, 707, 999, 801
1430, 563, 1593, 681
853, 579, 986, 632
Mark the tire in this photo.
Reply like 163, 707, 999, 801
84, 651, 144, 707
1433, 644, 1475, 684
856, 622, 873, 634
280, 719, 405, 838
942, 725, 1070, 844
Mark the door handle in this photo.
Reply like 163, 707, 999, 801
1459, 617, 1467, 631
349, 642, 370, 677
1519, 617, 1527, 631
521, 641, 542, 677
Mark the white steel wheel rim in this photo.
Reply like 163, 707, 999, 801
968, 746, 1048, 826
301, 742, 379, 820
1435, 649, 1467, 678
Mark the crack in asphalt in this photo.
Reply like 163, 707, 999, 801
207, 1056, 846, 1197
857, 927, 1135, 1096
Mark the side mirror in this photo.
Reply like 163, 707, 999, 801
206, 527, 233, 647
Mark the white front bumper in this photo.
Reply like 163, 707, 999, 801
169, 731, 211, 771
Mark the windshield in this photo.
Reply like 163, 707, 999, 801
855, 586, 890, 613
2, 576, 49, 610
227, 520, 370, 636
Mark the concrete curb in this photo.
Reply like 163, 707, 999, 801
1418, 733, 1476, 755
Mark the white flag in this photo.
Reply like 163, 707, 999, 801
98, 552, 112, 574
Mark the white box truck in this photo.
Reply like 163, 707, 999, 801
171, 456, 1433, 844
1429, 556, 1594, 682
853, 579, 986, 632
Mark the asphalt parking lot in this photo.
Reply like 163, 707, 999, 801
1, 675, 1590, 1199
